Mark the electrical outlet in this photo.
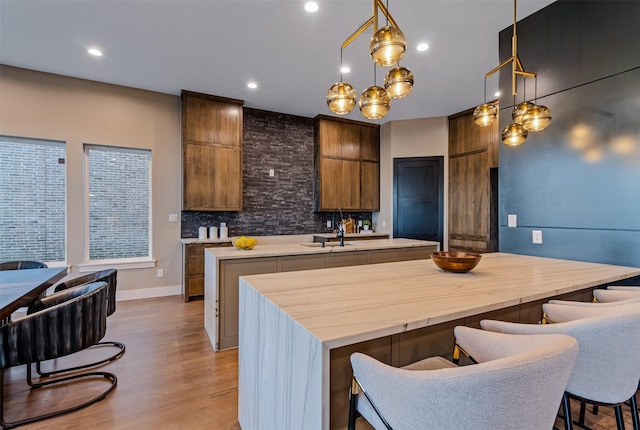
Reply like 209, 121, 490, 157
532, 230, 543, 244
168, 213, 178, 223
157, 269, 164, 278
508, 214, 517, 227
326, 220, 332, 228
382, 220, 386, 228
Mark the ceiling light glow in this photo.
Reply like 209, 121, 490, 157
416, 43, 429, 52
494, 91, 501, 97
340, 66, 351, 74
247, 82, 258, 89
88, 48, 103, 57
304, 2, 319, 13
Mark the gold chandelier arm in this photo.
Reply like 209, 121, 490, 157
341, 0, 402, 49
485, 56, 515, 78
342, 16, 375, 48
376, 0, 400, 29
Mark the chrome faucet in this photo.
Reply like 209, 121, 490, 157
331, 208, 345, 247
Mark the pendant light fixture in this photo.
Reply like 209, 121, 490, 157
473, 0, 552, 145
522, 78, 552, 131
326, 0, 413, 120
473, 77, 498, 126
384, 65, 414, 98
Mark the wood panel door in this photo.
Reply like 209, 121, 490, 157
393, 157, 444, 243
319, 158, 360, 210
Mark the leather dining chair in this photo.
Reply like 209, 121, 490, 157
0, 261, 47, 271
0, 281, 117, 429
29, 268, 124, 377
348, 326, 578, 430
481, 304, 640, 430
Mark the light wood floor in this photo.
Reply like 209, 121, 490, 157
3, 295, 637, 429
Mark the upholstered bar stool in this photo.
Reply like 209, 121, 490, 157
30, 268, 124, 376
348, 326, 578, 430
594, 288, 640, 303
481, 305, 640, 430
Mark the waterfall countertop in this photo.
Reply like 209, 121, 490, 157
205, 238, 439, 261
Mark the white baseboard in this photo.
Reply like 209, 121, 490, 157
115, 285, 182, 302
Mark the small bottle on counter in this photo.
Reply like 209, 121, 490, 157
198, 226, 208, 240
220, 222, 228, 239
209, 226, 218, 239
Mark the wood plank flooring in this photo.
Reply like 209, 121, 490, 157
3, 295, 637, 429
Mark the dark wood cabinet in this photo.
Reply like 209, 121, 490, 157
447, 105, 499, 252
183, 242, 232, 302
181, 90, 244, 211
314, 115, 380, 212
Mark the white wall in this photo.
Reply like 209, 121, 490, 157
376, 116, 449, 250
0, 66, 183, 297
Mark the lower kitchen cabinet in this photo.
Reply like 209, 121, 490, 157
183, 242, 232, 302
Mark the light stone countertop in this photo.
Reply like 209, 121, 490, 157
206, 238, 439, 261
240, 252, 640, 349
312, 232, 389, 239
180, 238, 233, 245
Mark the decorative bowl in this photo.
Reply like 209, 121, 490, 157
430, 251, 482, 273
232, 236, 257, 250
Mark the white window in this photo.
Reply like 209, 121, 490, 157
0, 136, 66, 264
84, 145, 152, 266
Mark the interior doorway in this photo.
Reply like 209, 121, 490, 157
393, 157, 444, 244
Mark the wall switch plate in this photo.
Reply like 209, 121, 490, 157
157, 269, 164, 278
168, 213, 178, 223
532, 230, 543, 244
269, 169, 275, 177
508, 214, 517, 227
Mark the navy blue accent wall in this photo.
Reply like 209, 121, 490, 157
498, 1, 640, 267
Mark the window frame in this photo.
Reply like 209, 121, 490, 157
79, 143, 155, 272
0, 135, 68, 266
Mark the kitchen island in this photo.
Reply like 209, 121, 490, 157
204, 238, 439, 351
238, 252, 640, 430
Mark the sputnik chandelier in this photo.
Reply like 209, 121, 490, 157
326, 0, 413, 120
473, 0, 551, 146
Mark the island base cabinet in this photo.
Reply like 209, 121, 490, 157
212, 245, 438, 351
219, 259, 278, 350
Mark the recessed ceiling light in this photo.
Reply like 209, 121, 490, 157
247, 82, 258, 89
416, 43, 429, 52
304, 2, 319, 13
494, 91, 501, 97
340, 66, 351, 74
88, 48, 103, 57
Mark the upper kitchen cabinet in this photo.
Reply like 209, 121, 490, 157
181, 90, 244, 211
448, 105, 499, 252
314, 115, 380, 212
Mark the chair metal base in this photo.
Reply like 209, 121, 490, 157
1, 363, 117, 429
35, 341, 125, 377
561, 392, 639, 430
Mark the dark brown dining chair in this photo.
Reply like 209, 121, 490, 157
0, 261, 47, 271
28, 268, 124, 377
0, 281, 117, 429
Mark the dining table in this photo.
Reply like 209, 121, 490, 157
0, 267, 68, 321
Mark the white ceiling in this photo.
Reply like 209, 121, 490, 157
0, 0, 555, 123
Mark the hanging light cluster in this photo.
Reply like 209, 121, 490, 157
326, 0, 414, 120
473, 0, 551, 146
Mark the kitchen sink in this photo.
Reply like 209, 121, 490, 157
300, 242, 357, 247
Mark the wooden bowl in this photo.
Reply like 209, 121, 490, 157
431, 251, 482, 273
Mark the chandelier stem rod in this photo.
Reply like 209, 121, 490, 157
341, 0, 400, 49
